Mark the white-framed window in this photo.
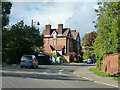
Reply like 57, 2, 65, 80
53, 40, 55, 45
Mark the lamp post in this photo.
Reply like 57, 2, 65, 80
31, 19, 41, 34
31, 19, 40, 29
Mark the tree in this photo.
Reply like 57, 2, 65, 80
86, 32, 97, 46
2, 21, 44, 64
81, 31, 97, 47
83, 46, 94, 59
2, 1, 12, 28
81, 33, 89, 46
93, 1, 120, 70
82, 31, 97, 60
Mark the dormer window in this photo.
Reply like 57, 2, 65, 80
52, 31, 57, 38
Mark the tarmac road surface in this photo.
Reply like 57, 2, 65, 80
1, 63, 116, 88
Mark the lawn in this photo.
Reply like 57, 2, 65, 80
89, 67, 120, 81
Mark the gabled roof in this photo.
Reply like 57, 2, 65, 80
52, 45, 65, 50
63, 28, 70, 36
42, 24, 80, 40
44, 45, 65, 54
42, 29, 56, 35
44, 45, 53, 53
71, 32, 79, 40
51, 30, 58, 35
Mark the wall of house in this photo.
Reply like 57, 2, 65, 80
56, 37, 66, 46
44, 38, 49, 47
44, 37, 67, 53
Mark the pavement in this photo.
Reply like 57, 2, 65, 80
74, 65, 119, 88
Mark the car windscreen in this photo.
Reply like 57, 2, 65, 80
21, 56, 32, 61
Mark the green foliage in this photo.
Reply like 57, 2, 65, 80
59, 56, 65, 60
81, 31, 97, 46
119, 53, 120, 66
89, 68, 120, 81
81, 33, 89, 46
78, 50, 84, 62
51, 50, 57, 62
2, 21, 43, 64
89, 67, 109, 77
93, 1, 120, 70
83, 46, 94, 59
82, 31, 97, 61
2, 2, 12, 28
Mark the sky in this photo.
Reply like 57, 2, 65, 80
8, 0, 99, 38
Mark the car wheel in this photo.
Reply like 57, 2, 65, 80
36, 65, 38, 68
20, 65, 23, 68
31, 65, 35, 69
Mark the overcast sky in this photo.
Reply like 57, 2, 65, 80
9, 0, 98, 38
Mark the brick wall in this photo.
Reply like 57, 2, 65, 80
102, 53, 120, 74
44, 37, 67, 53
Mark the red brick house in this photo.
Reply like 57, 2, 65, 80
42, 24, 81, 57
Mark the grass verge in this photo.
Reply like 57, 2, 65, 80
89, 67, 109, 77
89, 67, 120, 81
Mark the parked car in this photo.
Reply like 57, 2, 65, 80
83, 59, 88, 63
87, 59, 92, 64
20, 55, 38, 68
87, 58, 95, 64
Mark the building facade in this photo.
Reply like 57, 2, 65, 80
42, 24, 81, 56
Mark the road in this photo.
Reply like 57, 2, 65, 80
1, 63, 115, 88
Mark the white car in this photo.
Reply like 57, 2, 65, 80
83, 59, 88, 63
87, 58, 94, 64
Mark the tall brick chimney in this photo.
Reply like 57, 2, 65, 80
58, 24, 63, 34
45, 24, 51, 35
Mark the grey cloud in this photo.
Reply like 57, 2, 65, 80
9, 2, 97, 39
65, 2, 97, 38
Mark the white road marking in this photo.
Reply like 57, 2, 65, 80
59, 70, 63, 74
1, 70, 69, 76
44, 71, 47, 74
